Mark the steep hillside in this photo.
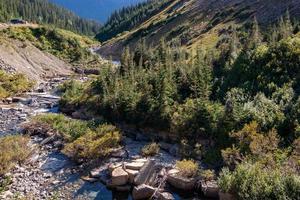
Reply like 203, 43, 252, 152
0, 0, 101, 35
0, 25, 104, 82
1, 26, 103, 69
96, 0, 300, 59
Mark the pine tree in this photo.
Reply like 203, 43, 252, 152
249, 16, 262, 49
120, 46, 131, 74
191, 48, 213, 100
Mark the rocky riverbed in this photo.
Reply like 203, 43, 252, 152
0, 77, 218, 200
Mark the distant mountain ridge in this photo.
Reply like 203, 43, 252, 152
50, 0, 146, 22
0, 0, 101, 35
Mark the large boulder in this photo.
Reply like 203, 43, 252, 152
111, 167, 128, 186
167, 170, 197, 191
108, 162, 122, 174
201, 181, 219, 198
132, 184, 156, 200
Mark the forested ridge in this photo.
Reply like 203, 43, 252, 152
0, 0, 101, 35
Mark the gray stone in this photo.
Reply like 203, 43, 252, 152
134, 159, 155, 185
125, 161, 145, 170
167, 172, 197, 191
158, 192, 175, 200
132, 184, 156, 200
111, 167, 128, 186
124, 168, 139, 183
201, 181, 219, 198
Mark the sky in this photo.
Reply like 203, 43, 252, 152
50, 0, 145, 23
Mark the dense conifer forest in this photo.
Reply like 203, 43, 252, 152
0, 0, 101, 35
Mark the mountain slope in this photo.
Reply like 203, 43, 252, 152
0, 0, 101, 35
0, 25, 102, 82
0, 34, 71, 82
50, 0, 146, 22
96, 0, 300, 59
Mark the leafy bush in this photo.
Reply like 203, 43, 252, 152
141, 142, 160, 157
175, 159, 199, 178
0, 135, 30, 176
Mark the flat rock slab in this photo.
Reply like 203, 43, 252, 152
125, 162, 145, 170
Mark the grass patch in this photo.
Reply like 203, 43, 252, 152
0, 135, 30, 176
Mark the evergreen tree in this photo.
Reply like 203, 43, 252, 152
250, 17, 262, 48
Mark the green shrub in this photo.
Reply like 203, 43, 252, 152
218, 162, 300, 200
141, 142, 160, 157
200, 169, 216, 182
0, 135, 30, 176
218, 168, 233, 193
0, 70, 34, 98
33, 114, 90, 141
176, 159, 199, 178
